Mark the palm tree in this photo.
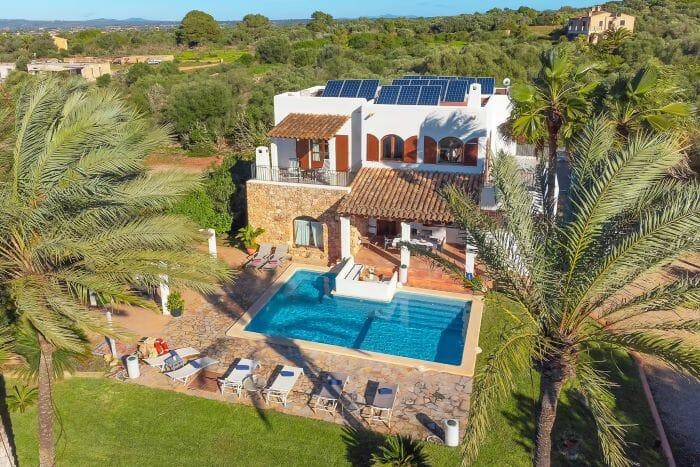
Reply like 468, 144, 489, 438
608, 65, 695, 140
598, 27, 632, 55
0, 77, 231, 465
508, 46, 599, 218
437, 117, 699, 466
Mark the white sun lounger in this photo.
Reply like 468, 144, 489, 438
261, 244, 289, 270
143, 347, 199, 371
367, 382, 399, 428
264, 365, 304, 407
164, 357, 219, 385
248, 243, 273, 267
218, 359, 259, 397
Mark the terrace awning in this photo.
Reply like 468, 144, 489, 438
267, 113, 349, 140
338, 167, 482, 224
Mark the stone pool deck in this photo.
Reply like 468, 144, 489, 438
131, 253, 474, 440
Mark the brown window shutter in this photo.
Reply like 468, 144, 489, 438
296, 139, 310, 169
335, 135, 349, 171
404, 136, 417, 163
423, 136, 437, 164
464, 138, 478, 166
366, 134, 379, 162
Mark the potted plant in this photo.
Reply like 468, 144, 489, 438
235, 225, 265, 255
167, 290, 185, 318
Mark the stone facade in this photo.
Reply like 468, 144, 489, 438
247, 181, 350, 264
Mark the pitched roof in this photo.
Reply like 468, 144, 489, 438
338, 168, 482, 223
267, 113, 349, 140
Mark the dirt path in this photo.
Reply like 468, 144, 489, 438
145, 154, 223, 174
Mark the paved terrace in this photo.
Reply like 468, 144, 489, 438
128, 248, 473, 440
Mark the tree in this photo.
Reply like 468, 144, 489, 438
308, 11, 334, 33
607, 65, 694, 139
439, 118, 700, 467
164, 79, 234, 143
242, 14, 270, 29
176, 10, 222, 47
508, 47, 599, 218
0, 77, 231, 465
256, 36, 291, 64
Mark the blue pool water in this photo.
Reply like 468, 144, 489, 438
245, 270, 470, 365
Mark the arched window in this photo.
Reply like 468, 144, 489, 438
294, 216, 323, 249
381, 135, 404, 161
438, 137, 463, 163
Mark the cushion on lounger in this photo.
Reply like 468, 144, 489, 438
280, 370, 295, 377
235, 364, 250, 370
329, 378, 343, 386
378, 388, 393, 395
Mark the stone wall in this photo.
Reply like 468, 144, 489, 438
246, 181, 350, 264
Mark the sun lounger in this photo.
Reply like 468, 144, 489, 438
218, 359, 259, 397
261, 244, 289, 270
264, 365, 303, 407
143, 347, 199, 371
248, 243, 273, 267
312, 372, 349, 414
367, 382, 399, 427
164, 357, 219, 385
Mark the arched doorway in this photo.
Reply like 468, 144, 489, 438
293, 216, 324, 249
438, 137, 463, 163
381, 135, 404, 161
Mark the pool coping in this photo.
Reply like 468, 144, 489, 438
226, 264, 484, 377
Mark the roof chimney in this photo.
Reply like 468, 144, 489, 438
467, 83, 481, 109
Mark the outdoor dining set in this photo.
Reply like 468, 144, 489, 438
144, 348, 399, 427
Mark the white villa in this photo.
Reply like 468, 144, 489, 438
247, 76, 519, 297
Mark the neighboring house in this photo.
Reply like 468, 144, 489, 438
247, 76, 517, 285
27, 61, 111, 82
0, 63, 16, 83
52, 36, 68, 51
567, 6, 635, 42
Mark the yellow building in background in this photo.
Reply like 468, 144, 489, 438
52, 36, 68, 51
567, 6, 635, 43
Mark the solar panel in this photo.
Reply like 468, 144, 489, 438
444, 80, 468, 102
476, 77, 495, 94
339, 79, 362, 98
392, 79, 412, 86
397, 85, 421, 105
358, 79, 380, 100
404, 75, 422, 79
322, 80, 344, 97
439, 76, 456, 80
410, 79, 424, 86
429, 79, 449, 99
376, 85, 401, 104
417, 85, 442, 105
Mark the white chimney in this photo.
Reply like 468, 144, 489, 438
255, 146, 270, 167
467, 83, 481, 108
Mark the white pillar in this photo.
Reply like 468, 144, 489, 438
89, 291, 98, 307
105, 308, 117, 358
207, 228, 217, 257
400, 221, 411, 284
340, 216, 351, 260
159, 274, 170, 316
465, 244, 477, 278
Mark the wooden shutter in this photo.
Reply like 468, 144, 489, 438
296, 139, 310, 169
423, 136, 437, 164
464, 138, 478, 166
335, 135, 349, 171
404, 136, 418, 163
366, 134, 379, 162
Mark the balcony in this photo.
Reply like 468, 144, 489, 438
250, 164, 356, 187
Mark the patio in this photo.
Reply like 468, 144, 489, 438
125, 246, 474, 440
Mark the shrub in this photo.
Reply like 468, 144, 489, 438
371, 435, 429, 467
166, 291, 185, 316
256, 36, 291, 64
95, 74, 112, 88
235, 225, 265, 250
7, 384, 38, 414
171, 190, 232, 234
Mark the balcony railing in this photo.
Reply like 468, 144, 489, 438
251, 164, 356, 187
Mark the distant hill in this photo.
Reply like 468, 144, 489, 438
0, 18, 181, 30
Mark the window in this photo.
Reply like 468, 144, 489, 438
381, 135, 404, 160
599, 20, 603, 27
620, 20, 625, 26
294, 217, 324, 249
311, 139, 329, 163
438, 137, 463, 163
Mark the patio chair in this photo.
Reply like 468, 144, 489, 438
143, 347, 199, 372
261, 244, 289, 270
264, 365, 304, 407
248, 243, 273, 268
311, 372, 349, 415
367, 382, 399, 427
164, 357, 219, 386
218, 358, 259, 397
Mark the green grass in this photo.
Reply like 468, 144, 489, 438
175, 48, 247, 64
472, 294, 664, 466
6, 294, 663, 466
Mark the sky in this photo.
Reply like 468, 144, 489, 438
5, 0, 593, 21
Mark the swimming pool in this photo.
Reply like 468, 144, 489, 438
244, 269, 470, 365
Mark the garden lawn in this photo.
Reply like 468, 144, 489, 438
7, 293, 663, 466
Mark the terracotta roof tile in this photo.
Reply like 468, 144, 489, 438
338, 168, 482, 223
267, 113, 349, 140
